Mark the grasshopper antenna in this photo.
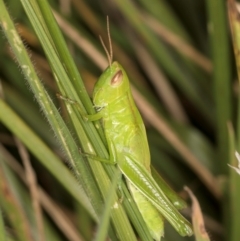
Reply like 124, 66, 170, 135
99, 16, 113, 67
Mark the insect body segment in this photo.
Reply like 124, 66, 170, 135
127, 182, 164, 240
87, 61, 193, 239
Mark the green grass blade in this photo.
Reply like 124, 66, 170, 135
206, 0, 232, 173
0, 209, 7, 241
227, 3, 240, 240
93, 169, 121, 241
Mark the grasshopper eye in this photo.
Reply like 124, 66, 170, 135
111, 70, 123, 86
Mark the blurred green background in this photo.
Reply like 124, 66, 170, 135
0, 0, 239, 241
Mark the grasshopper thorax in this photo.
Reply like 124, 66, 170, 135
92, 61, 130, 107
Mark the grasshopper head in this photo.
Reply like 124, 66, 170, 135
92, 61, 130, 107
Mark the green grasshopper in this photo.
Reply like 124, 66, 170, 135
81, 58, 193, 239
60, 21, 193, 239
81, 62, 192, 240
